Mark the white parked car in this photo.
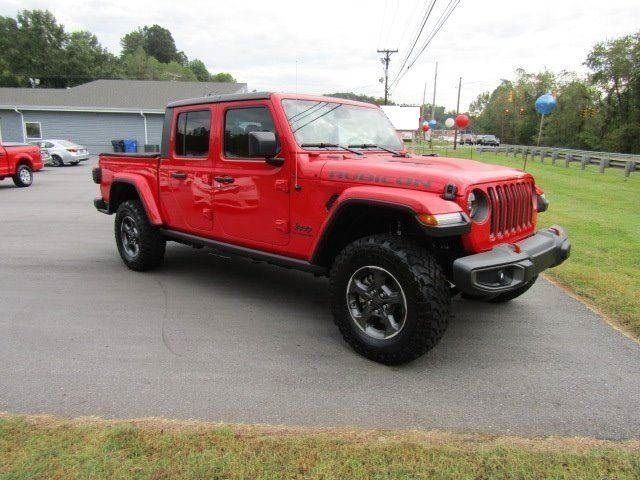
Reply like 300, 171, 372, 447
35, 139, 90, 166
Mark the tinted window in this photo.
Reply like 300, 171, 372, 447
25, 122, 41, 139
175, 110, 211, 157
224, 107, 276, 158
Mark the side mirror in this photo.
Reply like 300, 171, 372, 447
248, 131, 278, 157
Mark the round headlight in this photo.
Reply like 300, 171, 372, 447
467, 189, 488, 222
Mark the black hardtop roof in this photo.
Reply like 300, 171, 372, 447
167, 92, 273, 108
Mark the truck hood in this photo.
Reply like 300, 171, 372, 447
320, 153, 532, 194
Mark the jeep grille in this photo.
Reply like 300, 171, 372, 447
487, 181, 534, 238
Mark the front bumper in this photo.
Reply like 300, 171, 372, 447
94, 197, 109, 214
452, 226, 570, 296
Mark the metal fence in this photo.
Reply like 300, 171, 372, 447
478, 144, 639, 177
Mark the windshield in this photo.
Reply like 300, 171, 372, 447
282, 99, 403, 151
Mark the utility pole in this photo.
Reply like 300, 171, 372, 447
429, 62, 438, 148
430, 62, 438, 121
421, 81, 427, 141
453, 76, 462, 150
377, 49, 397, 105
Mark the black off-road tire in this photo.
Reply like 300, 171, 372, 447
461, 275, 538, 303
115, 199, 165, 271
329, 234, 451, 365
12, 164, 33, 187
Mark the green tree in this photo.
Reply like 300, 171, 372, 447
188, 59, 211, 81
5, 10, 67, 87
586, 33, 640, 153
141, 24, 180, 64
64, 31, 122, 86
210, 72, 236, 83
122, 46, 195, 81
0, 16, 20, 85
120, 25, 183, 64
323, 92, 388, 105
120, 28, 145, 57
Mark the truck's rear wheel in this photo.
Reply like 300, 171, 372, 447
115, 200, 165, 271
329, 234, 450, 365
13, 164, 33, 187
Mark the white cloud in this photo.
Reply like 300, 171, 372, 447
2, 0, 638, 110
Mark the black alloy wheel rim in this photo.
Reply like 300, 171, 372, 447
120, 216, 140, 258
346, 265, 408, 340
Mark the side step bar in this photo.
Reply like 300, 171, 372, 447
160, 229, 327, 275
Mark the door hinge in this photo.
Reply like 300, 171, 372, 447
275, 219, 289, 233
275, 179, 289, 193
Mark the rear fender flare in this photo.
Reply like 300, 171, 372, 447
108, 175, 162, 225
16, 156, 33, 169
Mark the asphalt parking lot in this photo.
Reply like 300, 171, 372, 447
1, 158, 639, 439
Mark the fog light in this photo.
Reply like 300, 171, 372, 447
476, 267, 517, 288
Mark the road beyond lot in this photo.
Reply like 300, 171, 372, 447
1, 159, 639, 439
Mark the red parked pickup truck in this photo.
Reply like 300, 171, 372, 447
93, 92, 570, 364
0, 142, 43, 187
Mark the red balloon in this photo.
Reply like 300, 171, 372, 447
421, 124, 430, 132
455, 114, 470, 129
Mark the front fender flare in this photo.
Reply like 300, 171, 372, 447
109, 174, 163, 225
311, 186, 467, 264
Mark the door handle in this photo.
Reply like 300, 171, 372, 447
214, 176, 235, 184
171, 171, 187, 179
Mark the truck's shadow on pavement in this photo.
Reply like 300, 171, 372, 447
154, 243, 534, 369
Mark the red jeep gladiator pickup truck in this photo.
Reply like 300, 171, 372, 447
93, 92, 570, 364
0, 142, 43, 187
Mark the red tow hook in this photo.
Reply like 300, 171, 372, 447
549, 227, 562, 236
508, 243, 522, 254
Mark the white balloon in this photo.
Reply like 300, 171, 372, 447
445, 118, 455, 128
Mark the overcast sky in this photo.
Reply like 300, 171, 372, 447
2, 0, 639, 110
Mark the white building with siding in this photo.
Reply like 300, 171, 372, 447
0, 79, 247, 153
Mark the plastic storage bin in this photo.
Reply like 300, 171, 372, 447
123, 139, 138, 153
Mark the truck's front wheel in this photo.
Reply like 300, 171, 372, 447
329, 235, 450, 365
115, 200, 165, 271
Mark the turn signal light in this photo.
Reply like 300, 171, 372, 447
417, 212, 466, 226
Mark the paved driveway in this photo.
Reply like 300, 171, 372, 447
1, 159, 638, 439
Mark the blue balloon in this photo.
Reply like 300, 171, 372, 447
535, 93, 557, 115
428, 119, 437, 129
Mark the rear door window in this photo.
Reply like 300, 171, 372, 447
175, 110, 211, 157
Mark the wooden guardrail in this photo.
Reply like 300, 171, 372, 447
477, 145, 639, 177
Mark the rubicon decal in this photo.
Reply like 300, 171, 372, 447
328, 170, 432, 189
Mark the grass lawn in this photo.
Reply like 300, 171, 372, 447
411, 144, 640, 339
1, 414, 639, 479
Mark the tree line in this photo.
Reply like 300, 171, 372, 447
469, 32, 640, 154
0, 10, 236, 88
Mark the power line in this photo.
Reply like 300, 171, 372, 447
383, 0, 400, 47
405, 0, 460, 70
391, 0, 461, 88
377, 0, 390, 49
390, 0, 438, 87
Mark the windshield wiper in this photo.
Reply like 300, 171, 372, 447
300, 143, 363, 156
348, 143, 409, 157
